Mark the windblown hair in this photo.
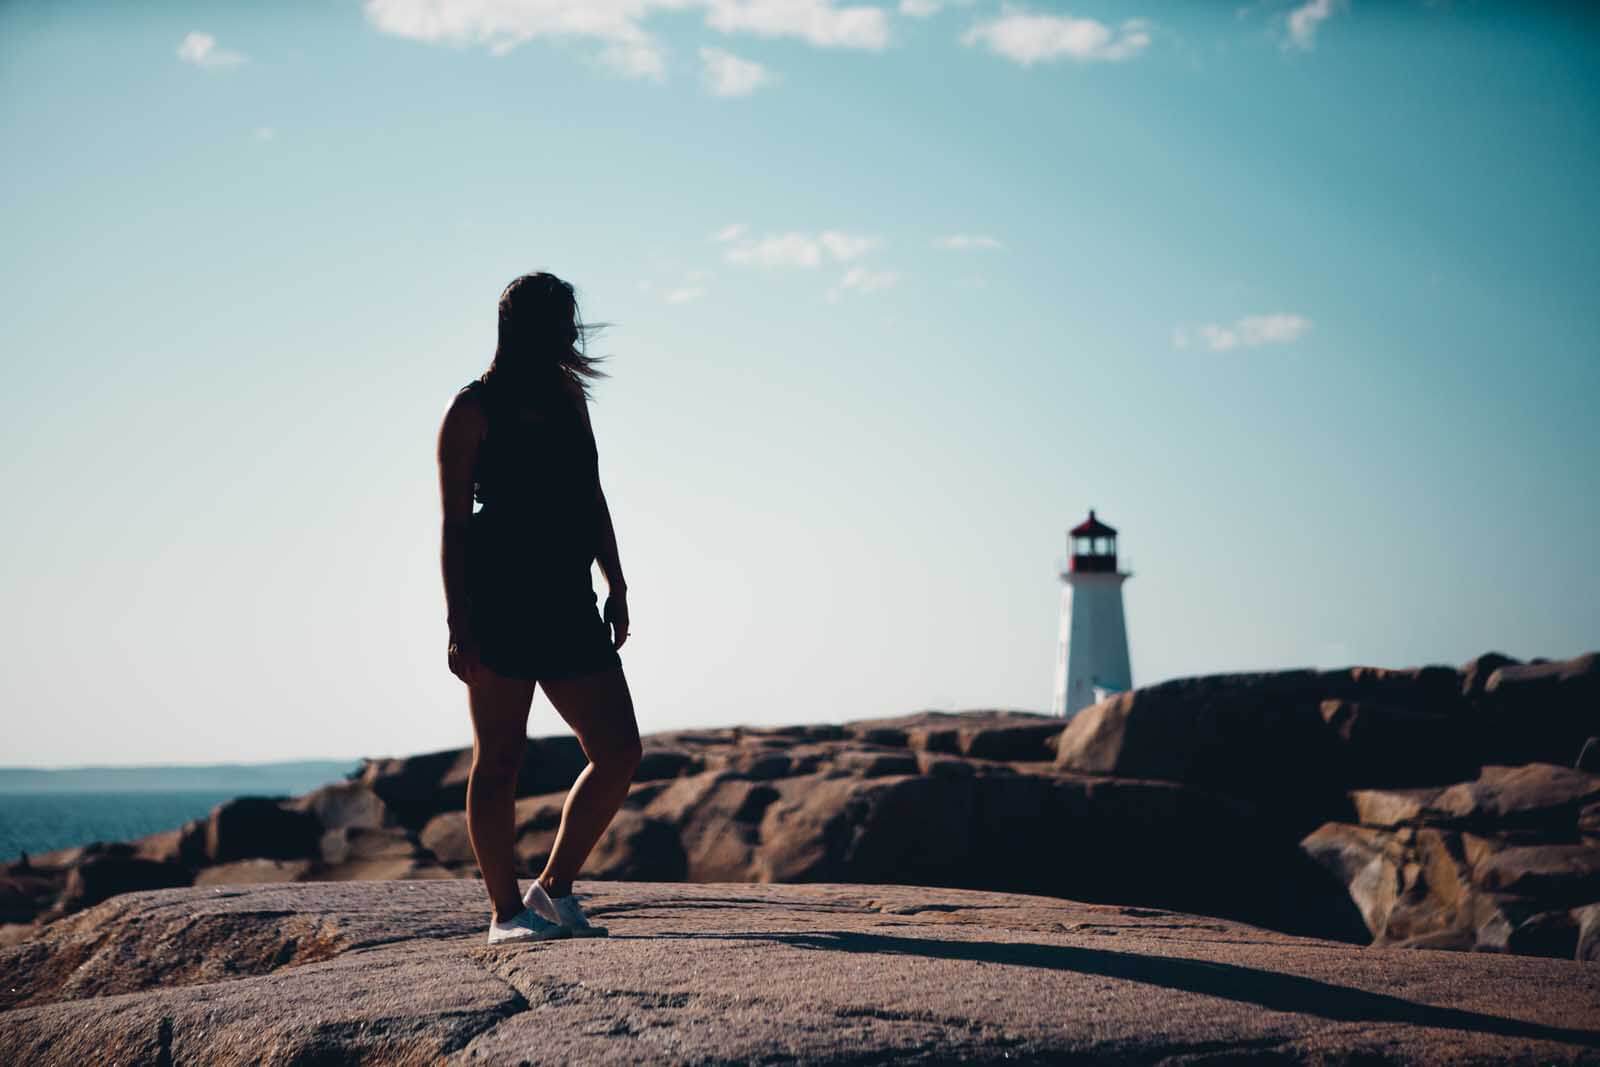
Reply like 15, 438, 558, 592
480, 272, 608, 402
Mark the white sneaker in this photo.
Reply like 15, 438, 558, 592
487, 906, 571, 946
524, 880, 609, 937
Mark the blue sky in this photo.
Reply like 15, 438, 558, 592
2, 0, 1596, 765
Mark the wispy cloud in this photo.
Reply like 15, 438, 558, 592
827, 266, 900, 301
724, 230, 878, 268
177, 32, 246, 68
362, 0, 890, 79
1174, 313, 1312, 352
899, 0, 942, 16
253, 126, 276, 141
712, 223, 748, 243
934, 234, 1003, 250
705, 0, 890, 50
1286, 0, 1340, 50
666, 285, 706, 304
700, 46, 772, 96
962, 11, 1150, 65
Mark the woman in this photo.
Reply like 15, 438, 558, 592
436, 272, 642, 946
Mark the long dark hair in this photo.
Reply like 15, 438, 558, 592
480, 272, 608, 404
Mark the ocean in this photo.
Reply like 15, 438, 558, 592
0, 760, 361, 862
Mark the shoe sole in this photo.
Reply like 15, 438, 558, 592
487, 928, 572, 946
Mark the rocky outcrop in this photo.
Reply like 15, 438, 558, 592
1303, 763, 1600, 957
3, 653, 1596, 965
3, 880, 1598, 1066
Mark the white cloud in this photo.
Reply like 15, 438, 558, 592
962, 12, 1150, 65
253, 126, 276, 141
1286, 0, 1340, 50
819, 230, 877, 261
601, 39, 668, 79
699, 46, 772, 96
827, 266, 900, 300
724, 230, 876, 268
712, 223, 748, 242
899, 0, 941, 16
704, 0, 890, 50
362, 0, 891, 79
177, 32, 245, 68
1179, 313, 1312, 352
666, 286, 706, 303
934, 233, 1002, 250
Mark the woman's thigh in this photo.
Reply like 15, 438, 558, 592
468, 669, 537, 756
539, 667, 640, 765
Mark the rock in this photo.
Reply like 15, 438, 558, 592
130, 818, 207, 867
205, 797, 321, 863
579, 812, 686, 881
1473, 844, 1600, 902
1350, 786, 1446, 828
632, 746, 701, 781
1460, 651, 1519, 699
1579, 737, 1600, 774
58, 851, 189, 914
1482, 652, 1600, 766
194, 859, 314, 886
1301, 823, 1403, 937
1576, 902, 1600, 962
3, 881, 1599, 1065
1318, 699, 1474, 787
288, 781, 389, 832
359, 736, 588, 830
1431, 763, 1600, 828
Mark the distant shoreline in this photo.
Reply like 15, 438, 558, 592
0, 760, 362, 795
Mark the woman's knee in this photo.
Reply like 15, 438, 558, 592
471, 739, 525, 785
595, 736, 642, 777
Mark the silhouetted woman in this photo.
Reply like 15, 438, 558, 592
436, 272, 642, 946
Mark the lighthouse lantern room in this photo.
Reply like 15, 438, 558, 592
1052, 509, 1133, 718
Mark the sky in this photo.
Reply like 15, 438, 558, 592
2, 0, 1597, 766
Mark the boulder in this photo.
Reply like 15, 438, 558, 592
205, 797, 321, 863
1482, 652, 1600, 766
1576, 902, 1600, 962
1430, 763, 1600, 828
58, 851, 189, 914
288, 781, 389, 832
580, 812, 686, 880
359, 736, 588, 830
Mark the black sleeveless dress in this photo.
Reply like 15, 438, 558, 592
460, 377, 622, 681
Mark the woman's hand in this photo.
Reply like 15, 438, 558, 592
604, 589, 630, 650
447, 630, 484, 686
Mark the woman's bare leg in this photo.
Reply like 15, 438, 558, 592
466, 668, 537, 922
537, 666, 643, 897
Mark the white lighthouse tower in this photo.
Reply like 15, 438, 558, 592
1051, 509, 1133, 718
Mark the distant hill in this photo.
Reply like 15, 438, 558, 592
0, 761, 360, 795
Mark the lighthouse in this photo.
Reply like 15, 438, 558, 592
1051, 509, 1133, 718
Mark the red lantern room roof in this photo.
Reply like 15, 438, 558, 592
1070, 509, 1117, 537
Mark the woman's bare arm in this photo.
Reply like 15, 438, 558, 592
437, 391, 486, 643
573, 391, 629, 648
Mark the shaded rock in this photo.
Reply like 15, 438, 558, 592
359, 735, 588, 830
1579, 736, 1600, 774
58, 851, 189, 914
1318, 699, 1474, 787
580, 812, 686, 881
1301, 823, 1403, 937
832, 748, 920, 778
1482, 652, 1600, 766
206, 797, 321, 863
1431, 763, 1600, 828
955, 717, 1064, 762
1473, 844, 1600, 903
317, 827, 419, 868
130, 818, 207, 867
1460, 651, 1519, 699
633, 746, 700, 781
194, 859, 314, 886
